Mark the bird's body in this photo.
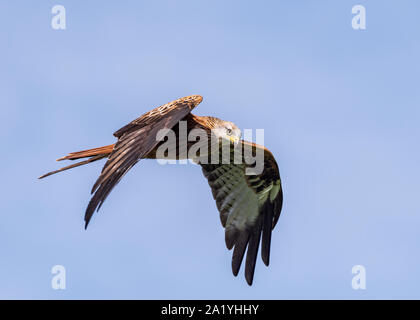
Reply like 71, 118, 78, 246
40, 95, 283, 285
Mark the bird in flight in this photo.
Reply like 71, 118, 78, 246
40, 95, 283, 285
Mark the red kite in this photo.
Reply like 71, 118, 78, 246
40, 95, 283, 285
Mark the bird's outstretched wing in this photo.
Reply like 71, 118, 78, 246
200, 140, 283, 285
84, 95, 203, 228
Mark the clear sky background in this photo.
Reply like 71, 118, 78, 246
0, 1, 419, 299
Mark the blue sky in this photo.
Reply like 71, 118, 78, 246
0, 0, 419, 299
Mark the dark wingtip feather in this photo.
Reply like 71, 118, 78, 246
91, 180, 101, 195
231, 231, 250, 277
262, 256, 270, 267
84, 211, 93, 229
245, 262, 255, 286
84, 198, 97, 229
244, 218, 262, 286
261, 202, 274, 266
225, 228, 239, 250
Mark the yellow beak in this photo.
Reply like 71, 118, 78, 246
229, 136, 240, 145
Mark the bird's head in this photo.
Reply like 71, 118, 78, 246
212, 119, 242, 146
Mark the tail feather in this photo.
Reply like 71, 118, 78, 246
39, 144, 115, 179
56, 144, 114, 161
39, 155, 107, 179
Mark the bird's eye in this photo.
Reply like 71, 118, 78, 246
227, 128, 232, 135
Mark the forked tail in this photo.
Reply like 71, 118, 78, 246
39, 144, 115, 179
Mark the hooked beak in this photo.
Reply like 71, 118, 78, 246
229, 136, 240, 146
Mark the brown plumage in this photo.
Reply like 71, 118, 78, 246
39, 95, 283, 286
